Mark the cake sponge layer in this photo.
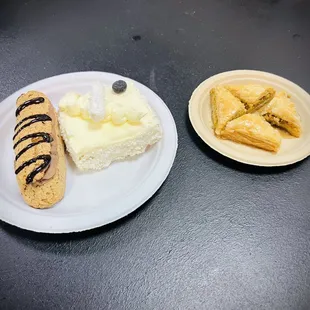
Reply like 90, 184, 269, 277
59, 114, 162, 171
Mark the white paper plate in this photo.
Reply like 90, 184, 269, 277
0, 72, 178, 233
189, 70, 310, 167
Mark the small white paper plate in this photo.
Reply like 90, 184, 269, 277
189, 70, 310, 167
0, 72, 178, 233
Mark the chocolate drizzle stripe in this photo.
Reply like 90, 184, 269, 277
15, 97, 45, 117
15, 138, 53, 161
13, 132, 53, 150
15, 154, 51, 184
13, 114, 52, 140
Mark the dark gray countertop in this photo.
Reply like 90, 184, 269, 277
1, 0, 310, 309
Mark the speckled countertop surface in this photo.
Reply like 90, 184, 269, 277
1, 0, 310, 309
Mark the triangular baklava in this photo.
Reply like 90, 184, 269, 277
221, 114, 281, 152
210, 86, 246, 136
260, 92, 301, 138
225, 84, 275, 113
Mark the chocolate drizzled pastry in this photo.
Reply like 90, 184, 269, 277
13, 91, 66, 209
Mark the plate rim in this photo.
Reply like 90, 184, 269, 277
0, 71, 178, 233
188, 69, 310, 167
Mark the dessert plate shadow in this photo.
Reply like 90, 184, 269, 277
0, 71, 178, 233
189, 70, 310, 167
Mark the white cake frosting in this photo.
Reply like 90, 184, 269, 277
89, 81, 106, 122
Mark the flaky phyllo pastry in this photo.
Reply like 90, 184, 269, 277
225, 84, 275, 113
259, 92, 301, 138
221, 114, 282, 152
210, 86, 246, 136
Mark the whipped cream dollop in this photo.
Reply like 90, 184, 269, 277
59, 80, 147, 125
89, 81, 105, 122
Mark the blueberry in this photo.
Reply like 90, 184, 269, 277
112, 80, 127, 94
